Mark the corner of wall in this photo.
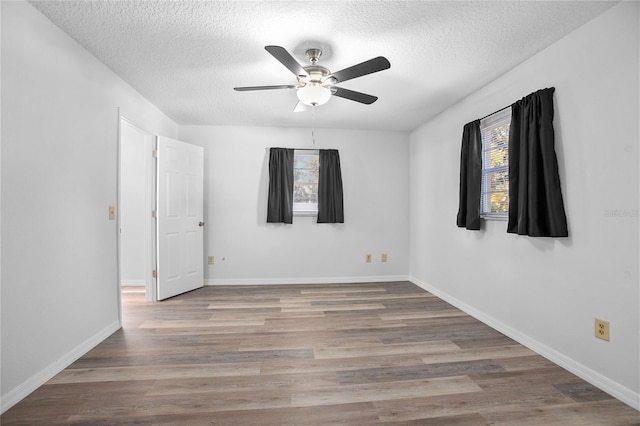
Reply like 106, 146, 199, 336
0, 321, 121, 415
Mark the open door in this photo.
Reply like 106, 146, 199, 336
156, 136, 204, 300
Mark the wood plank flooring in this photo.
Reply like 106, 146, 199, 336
2, 282, 638, 425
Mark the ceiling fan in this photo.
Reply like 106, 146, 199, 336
234, 45, 390, 111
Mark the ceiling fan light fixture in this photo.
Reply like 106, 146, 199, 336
297, 84, 331, 106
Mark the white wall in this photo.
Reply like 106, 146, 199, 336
409, 1, 639, 408
1, 1, 177, 412
179, 125, 410, 284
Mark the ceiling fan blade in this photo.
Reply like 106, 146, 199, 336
234, 85, 297, 91
332, 87, 378, 104
265, 46, 308, 78
329, 56, 390, 84
293, 101, 307, 113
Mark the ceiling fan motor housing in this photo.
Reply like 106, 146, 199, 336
300, 65, 330, 85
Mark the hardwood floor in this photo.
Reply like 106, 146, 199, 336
2, 282, 638, 425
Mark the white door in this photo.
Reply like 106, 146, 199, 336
156, 136, 204, 300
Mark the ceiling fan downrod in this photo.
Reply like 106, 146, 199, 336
305, 48, 322, 64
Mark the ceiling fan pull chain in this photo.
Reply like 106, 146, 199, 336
312, 106, 316, 145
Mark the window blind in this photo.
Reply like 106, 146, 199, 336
293, 150, 319, 213
480, 108, 511, 217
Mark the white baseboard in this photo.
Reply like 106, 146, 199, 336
0, 320, 121, 415
120, 280, 145, 286
408, 276, 640, 412
205, 275, 410, 286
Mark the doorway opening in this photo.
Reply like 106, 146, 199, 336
118, 118, 205, 317
118, 117, 156, 308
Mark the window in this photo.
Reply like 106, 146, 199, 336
293, 149, 319, 214
480, 108, 511, 218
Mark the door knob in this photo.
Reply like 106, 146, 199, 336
198, 221, 205, 227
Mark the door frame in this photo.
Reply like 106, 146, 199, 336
117, 115, 157, 304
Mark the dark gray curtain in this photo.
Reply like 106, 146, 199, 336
267, 147, 294, 224
456, 120, 482, 230
508, 88, 568, 237
317, 149, 344, 223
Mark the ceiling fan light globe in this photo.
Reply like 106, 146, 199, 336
297, 85, 331, 107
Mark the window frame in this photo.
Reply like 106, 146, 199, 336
292, 149, 320, 215
480, 108, 511, 220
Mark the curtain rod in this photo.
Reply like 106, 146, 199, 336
479, 104, 511, 121
268, 147, 321, 151
479, 87, 554, 121
269, 147, 335, 151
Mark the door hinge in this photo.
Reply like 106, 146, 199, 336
152, 210, 158, 218
153, 149, 159, 158
152, 270, 157, 278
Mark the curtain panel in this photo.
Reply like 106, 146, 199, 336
317, 149, 344, 223
456, 120, 482, 230
508, 87, 568, 237
266, 147, 294, 224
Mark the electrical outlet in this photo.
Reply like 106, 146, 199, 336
595, 318, 610, 341
365, 254, 372, 263
108, 206, 116, 220
208, 256, 215, 265
381, 253, 388, 262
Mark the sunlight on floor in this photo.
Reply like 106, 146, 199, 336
121, 286, 145, 294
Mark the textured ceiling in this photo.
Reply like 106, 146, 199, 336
29, 0, 616, 132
